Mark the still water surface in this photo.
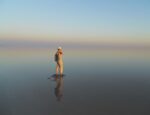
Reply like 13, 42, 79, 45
0, 48, 150, 115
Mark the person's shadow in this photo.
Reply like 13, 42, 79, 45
54, 75, 64, 102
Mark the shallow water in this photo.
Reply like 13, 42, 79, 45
0, 48, 150, 115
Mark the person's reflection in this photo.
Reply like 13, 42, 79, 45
54, 75, 64, 101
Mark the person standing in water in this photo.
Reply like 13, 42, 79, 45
55, 47, 64, 76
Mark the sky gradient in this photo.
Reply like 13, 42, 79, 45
0, 0, 150, 48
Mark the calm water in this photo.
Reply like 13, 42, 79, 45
0, 48, 150, 115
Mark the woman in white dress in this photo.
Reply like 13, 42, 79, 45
55, 47, 63, 76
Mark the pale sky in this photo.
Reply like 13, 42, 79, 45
0, 0, 150, 44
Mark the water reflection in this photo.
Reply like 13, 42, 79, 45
54, 75, 64, 102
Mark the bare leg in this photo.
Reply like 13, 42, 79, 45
56, 63, 59, 75
60, 63, 63, 76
